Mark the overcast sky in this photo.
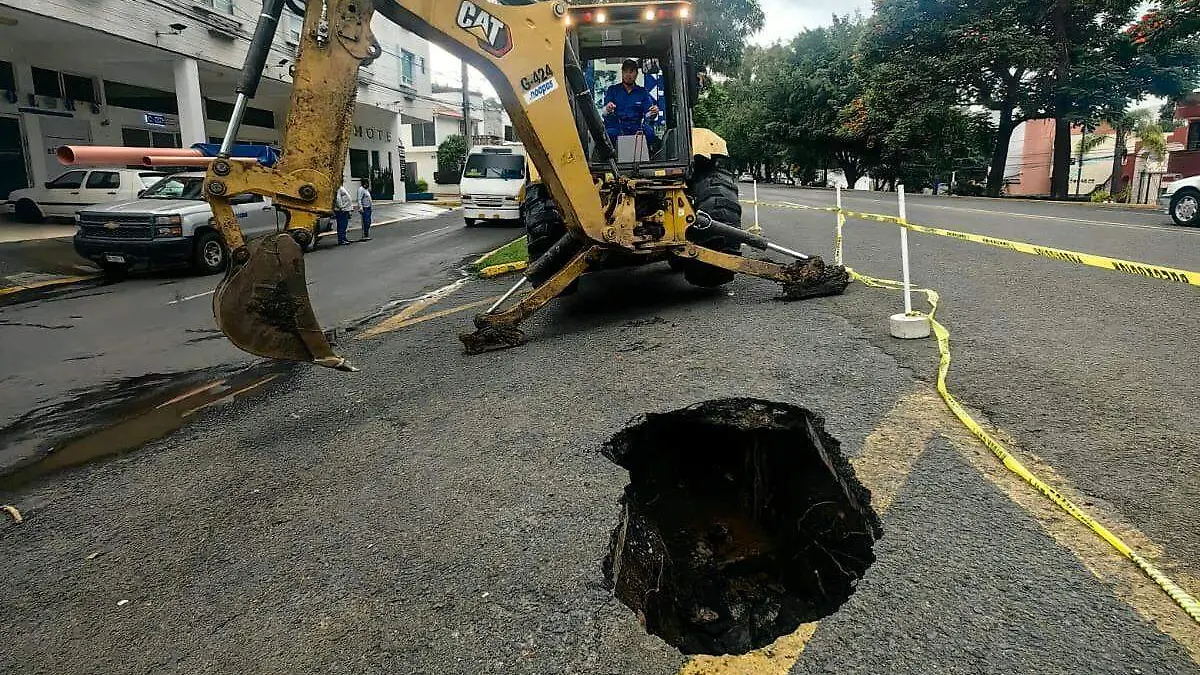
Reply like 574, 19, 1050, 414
753, 0, 874, 45
430, 1, 876, 92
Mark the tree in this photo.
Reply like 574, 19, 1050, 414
862, 0, 1055, 197
437, 134, 467, 170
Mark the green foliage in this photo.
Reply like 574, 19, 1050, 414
437, 135, 468, 170
1091, 189, 1111, 203
700, 0, 1199, 197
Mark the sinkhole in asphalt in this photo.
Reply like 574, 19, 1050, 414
601, 398, 883, 656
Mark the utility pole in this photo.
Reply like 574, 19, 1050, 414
460, 60, 471, 142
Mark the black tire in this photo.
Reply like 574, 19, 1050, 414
100, 263, 128, 281
1170, 189, 1199, 227
522, 183, 578, 294
464, 218, 477, 228
192, 231, 228, 275
682, 158, 742, 288
15, 199, 43, 224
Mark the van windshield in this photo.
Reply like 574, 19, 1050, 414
463, 153, 525, 180
142, 176, 205, 200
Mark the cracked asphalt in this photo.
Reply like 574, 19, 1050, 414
0, 191, 1197, 674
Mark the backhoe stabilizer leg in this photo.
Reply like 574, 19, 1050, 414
679, 245, 851, 300
459, 245, 598, 354
686, 211, 850, 299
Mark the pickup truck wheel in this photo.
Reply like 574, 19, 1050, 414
1170, 189, 1199, 227
15, 199, 43, 224
101, 263, 128, 281
193, 231, 228, 275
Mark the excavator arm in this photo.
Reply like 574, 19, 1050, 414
205, 0, 611, 369
206, 0, 847, 367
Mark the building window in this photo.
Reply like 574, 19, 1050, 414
105, 81, 179, 115
1189, 121, 1200, 152
412, 122, 436, 147
199, 0, 234, 14
62, 74, 97, 103
205, 98, 275, 129
0, 61, 15, 91
121, 128, 181, 149
284, 13, 302, 44
32, 67, 62, 98
400, 49, 416, 86
504, 125, 515, 142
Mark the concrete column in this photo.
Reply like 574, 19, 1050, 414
392, 112, 406, 202
173, 58, 206, 147
14, 64, 47, 187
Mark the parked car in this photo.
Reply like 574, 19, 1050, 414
5, 168, 166, 222
1160, 175, 1199, 227
73, 172, 331, 277
460, 145, 526, 227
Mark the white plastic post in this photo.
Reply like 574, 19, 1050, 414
899, 186, 913, 315
889, 184, 930, 339
834, 184, 844, 265
750, 179, 762, 235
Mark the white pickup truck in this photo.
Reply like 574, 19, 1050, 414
1160, 174, 1199, 227
5, 168, 166, 222
73, 172, 330, 277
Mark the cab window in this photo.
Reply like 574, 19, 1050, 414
47, 171, 86, 189
85, 171, 120, 189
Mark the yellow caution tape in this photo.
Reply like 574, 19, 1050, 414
847, 268, 1200, 625
741, 199, 1200, 288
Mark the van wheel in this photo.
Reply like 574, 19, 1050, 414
15, 200, 43, 224
192, 232, 228, 275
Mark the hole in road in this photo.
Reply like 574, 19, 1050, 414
602, 398, 883, 656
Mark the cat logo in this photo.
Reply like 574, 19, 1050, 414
456, 1, 513, 57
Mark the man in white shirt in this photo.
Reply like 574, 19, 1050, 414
355, 179, 373, 241
334, 184, 353, 245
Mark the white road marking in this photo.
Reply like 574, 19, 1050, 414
408, 225, 456, 240
168, 290, 216, 305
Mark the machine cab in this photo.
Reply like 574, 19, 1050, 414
566, 2, 698, 179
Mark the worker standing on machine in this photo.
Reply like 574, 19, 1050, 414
602, 59, 660, 149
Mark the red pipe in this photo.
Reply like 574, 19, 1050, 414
141, 156, 259, 167
57, 146, 204, 166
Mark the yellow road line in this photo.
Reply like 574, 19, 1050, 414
357, 279, 470, 339
361, 297, 499, 336
0, 274, 97, 297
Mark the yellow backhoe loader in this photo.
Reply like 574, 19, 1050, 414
203, 0, 849, 371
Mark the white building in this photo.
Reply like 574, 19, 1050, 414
401, 87, 515, 190
0, 0, 434, 201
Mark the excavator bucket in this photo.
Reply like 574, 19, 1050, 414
214, 233, 356, 371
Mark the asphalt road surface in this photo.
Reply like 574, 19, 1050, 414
1, 189, 1197, 674
0, 205, 518, 472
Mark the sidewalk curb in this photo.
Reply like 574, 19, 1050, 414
478, 261, 527, 278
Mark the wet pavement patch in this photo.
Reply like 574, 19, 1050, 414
602, 398, 883, 656
0, 362, 294, 493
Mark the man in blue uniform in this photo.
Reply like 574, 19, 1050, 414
603, 59, 660, 150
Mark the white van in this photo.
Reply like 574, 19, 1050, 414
460, 145, 527, 227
